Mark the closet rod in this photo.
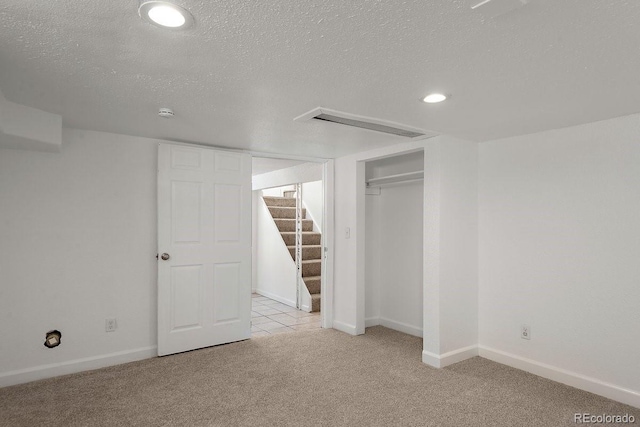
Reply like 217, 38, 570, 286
366, 177, 424, 188
366, 170, 424, 186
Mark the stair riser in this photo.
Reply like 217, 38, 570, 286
288, 246, 322, 261
274, 219, 313, 232
302, 261, 321, 277
263, 197, 296, 207
311, 295, 321, 313
268, 207, 306, 219
304, 278, 321, 294
281, 233, 321, 246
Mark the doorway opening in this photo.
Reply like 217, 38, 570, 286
250, 157, 327, 337
363, 150, 424, 344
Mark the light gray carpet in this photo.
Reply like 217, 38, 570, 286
1, 327, 638, 426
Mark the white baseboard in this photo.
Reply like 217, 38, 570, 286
422, 345, 479, 368
365, 317, 422, 337
255, 288, 296, 308
0, 346, 157, 388
479, 346, 640, 409
380, 317, 422, 338
332, 320, 358, 335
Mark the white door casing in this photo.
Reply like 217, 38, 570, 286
157, 144, 252, 356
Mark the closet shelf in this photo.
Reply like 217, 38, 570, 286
366, 170, 424, 187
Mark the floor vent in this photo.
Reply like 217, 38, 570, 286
294, 107, 428, 138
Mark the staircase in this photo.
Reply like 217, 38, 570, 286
263, 196, 322, 312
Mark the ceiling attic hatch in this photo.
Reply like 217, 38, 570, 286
294, 107, 428, 138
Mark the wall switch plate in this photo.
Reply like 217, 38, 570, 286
105, 318, 117, 332
345, 227, 351, 239
521, 324, 531, 340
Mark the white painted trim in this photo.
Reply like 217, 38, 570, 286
321, 160, 335, 330
479, 346, 640, 409
379, 317, 423, 338
355, 161, 366, 335
299, 276, 312, 313
0, 346, 157, 388
422, 345, 478, 369
332, 320, 358, 335
302, 200, 321, 233
255, 289, 296, 308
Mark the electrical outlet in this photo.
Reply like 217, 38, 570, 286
521, 324, 531, 340
105, 318, 117, 333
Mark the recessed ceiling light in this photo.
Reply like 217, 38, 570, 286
139, 1, 194, 29
422, 93, 448, 104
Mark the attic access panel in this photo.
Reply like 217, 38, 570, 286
294, 107, 430, 139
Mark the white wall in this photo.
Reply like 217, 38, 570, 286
254, 196, 297, 306
479, 113, 640, 406
252, 162, 322, 191
438, 139, 479, 355
261, 185, 295, 197
365, 181, 424, 337
251, 158, 306, 176
302, 180, 323, 232
0, 129, 158, 386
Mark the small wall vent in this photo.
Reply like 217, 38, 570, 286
294, 107, 428, 139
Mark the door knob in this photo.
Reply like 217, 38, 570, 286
161, 253, 170, 261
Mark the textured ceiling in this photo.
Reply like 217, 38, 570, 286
1, 0, 640, 158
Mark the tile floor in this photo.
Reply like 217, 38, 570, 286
251, 293, 321, 337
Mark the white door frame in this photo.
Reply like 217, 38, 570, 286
156, 141, 335, 334
249, 152, 334, 329
320, 159, 334, 329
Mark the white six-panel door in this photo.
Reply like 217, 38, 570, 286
157, 144, 252, 356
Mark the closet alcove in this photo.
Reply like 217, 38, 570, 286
364, 150, 424, 338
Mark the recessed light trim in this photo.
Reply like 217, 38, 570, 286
422, 93, 448, 104
139, 1, 194, 30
